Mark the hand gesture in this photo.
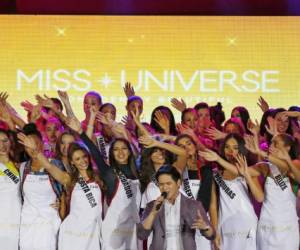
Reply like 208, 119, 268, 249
154, 110, 170, 133
57, 90, 70, 104
191, 210, 210, 230
257, 96, 269, 113
35, 94, 56, 110
138, 135, 158, 148
130, 110, 141, 124
265, 116, 278, 136
244, 135, 260, 155
17, 133, 38, 151
269, 146, 291, 162
176, 123, 196, 137
170, 98, 187, 112
0, 105, 12, 124
96, 112, 114, 127
21, 100, 35, 112
66, 116, 82, 133
111, 123, 128, 138
0, 91, 8, 104
29, 104, 42, 122
205, 127, 226, 140
198, 149, 219, 162
234, 154, 250, 178
123, 82, 135, 98
247, 119, 260, 135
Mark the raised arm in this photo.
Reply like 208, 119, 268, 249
235, 154, 264, 202
57, 90, 75, 117
138, 135, 187, 173
199, 149, 261, 177
66, 115, 118, 197
17, 133, 71, 186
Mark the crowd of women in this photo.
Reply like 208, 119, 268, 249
0, 83, 300, 250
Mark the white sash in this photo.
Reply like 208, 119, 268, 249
0, 162, 19, 184
213, 171, 236, 199
268, 162, 288, 191
182, 169, 194, 199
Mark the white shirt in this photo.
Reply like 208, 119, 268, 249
164, 193, 184, 250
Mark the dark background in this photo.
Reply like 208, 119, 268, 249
0, 0, 299, 15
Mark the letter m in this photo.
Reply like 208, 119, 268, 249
17, 70, 43, 90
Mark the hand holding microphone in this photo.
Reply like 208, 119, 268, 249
155, 191, 168, 211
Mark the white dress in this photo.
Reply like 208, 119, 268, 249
257, 165, 299, 250
217, 175, 257, 250
101, 178, 142, 250
58, 180, 102, 250
19, 163, 61, 250
0, 162, 21, 250
180, 169, 212, 250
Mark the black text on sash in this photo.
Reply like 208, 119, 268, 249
213, 172, 236, 199
96, 135, 108, 162
274, 174, 288, 191
3, 169, 19, 184
78, 177, 97, 208
183, 178, 194, 199
118, 172, 133, 199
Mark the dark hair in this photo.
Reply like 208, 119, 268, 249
23, 123, 42, 140
231, 106, 251, 134
44, 98, 63, 113
84, 91, 102, 106
55, 131, 76, 160
109, 138, 138, 178
210, 102, 225, 130
155, 165, 181, 182
276, 133, 299, 160
259, 109, 274, 138
220, 133, 247, 159
181, 108, 198, 124
175, 134, 197, 147
264, 108, 293, 144
194, 102, 209, 111
150, 106, 177, 136
100, 103, 116, 113
139, 147, 174, 193
127, 95, 143, 106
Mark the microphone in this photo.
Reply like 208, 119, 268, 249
155, 192, 168, 211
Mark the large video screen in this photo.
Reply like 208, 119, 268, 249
1, 16, 299, 121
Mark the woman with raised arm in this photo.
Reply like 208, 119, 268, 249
0, 129, 21, 250
244, 133, 300, 250
201, 132, 300, 250
18, 130, 103, 250
66, 114, 143, 250
175, 134, 215, 250
199, 133, 262, 250
17, 124, 62, 250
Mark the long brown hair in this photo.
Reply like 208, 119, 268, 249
67, 142, 102, 188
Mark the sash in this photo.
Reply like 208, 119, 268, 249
182, 170, 194, 199
268, 162, 288, 191
0, 162, 19, 184
117, 171, 133, 199
150, 173, 159, 187
96, 135, 108, 162
213, 171, 236, 199
77, 177, 98, 208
